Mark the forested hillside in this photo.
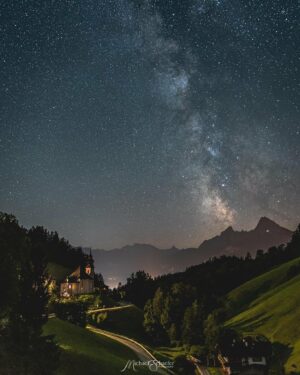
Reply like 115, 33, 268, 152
117, 224, 300, 349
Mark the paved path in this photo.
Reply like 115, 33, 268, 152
189, 355, 211, 375
87, 304, 133, 314
196, 364, 211, 375
87, 325, 172, 374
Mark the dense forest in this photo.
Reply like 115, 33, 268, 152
117, 224, 300, 349
0, 212, 89, 374
28, 226, 86, 269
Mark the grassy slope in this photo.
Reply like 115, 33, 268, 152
44, 318, 149, 375
208, 368, 223, 375
91, 305, 148, 342
90, 305, 185, 362
226, 257, 300, 373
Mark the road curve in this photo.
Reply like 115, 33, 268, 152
87, 325, 172, 374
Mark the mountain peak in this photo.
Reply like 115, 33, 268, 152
221, 226, 234, 235
255, 217, 278, 231
92, 216, 293, 287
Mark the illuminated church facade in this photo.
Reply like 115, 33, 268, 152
60, 254, 95, 297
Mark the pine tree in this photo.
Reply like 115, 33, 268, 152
8, 241, 60, 375
0, 213, 59, 375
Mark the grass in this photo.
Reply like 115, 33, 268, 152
90, 304, 148, 343
152, 346, 186, 363
226, 257, 300, 374
226, 257, 300, 314
89, 304, 186, 365
44, 318, 150, 375
208, 368, 223, 375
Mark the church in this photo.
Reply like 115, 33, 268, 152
60, 253, 95, 297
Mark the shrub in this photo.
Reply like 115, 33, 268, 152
54, 300, 88, 327
190, 345, 208, 362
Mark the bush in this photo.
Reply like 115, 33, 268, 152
190, 345, 208, 362
54, 300, 88, 327
77, 294, 95, 305
88, 312, 107, 325
96, 312, 107, 324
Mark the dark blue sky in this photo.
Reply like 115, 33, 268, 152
0, 0, 299, 248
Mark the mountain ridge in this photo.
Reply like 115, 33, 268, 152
91, 217, 293, 287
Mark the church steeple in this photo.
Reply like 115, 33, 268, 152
85, 249, 94, 276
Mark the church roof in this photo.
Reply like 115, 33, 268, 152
63, 264, 94, 283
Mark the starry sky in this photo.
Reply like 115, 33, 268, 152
0, 0, 299, 249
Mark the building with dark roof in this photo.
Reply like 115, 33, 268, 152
218, 335, 272, 375
60, 254, 95, 297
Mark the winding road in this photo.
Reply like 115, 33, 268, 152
52, 305, 210, 375
87, 325, 172, 374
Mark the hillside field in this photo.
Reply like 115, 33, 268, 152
44, 318, 149, 375
226, 257, 300, 374
89, 304, 186, 363
89, 304, 148, 342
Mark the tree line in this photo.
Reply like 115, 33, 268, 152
0, 212, 91, 374
117, 224, 300, 350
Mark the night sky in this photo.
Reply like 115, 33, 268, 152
0, 1, 299, 249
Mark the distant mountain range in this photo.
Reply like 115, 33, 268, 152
91, 217, 293, 287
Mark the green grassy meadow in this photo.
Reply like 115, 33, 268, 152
226, 257, 300, 374
208, 368, 223, 375
90, 304, 148, 343
89, 304, 185, 364
44, 318, 148, 375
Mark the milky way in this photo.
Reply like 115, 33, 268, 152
0, 1, 299, 248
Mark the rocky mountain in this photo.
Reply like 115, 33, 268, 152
92, 217, 293, 287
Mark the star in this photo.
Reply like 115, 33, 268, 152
0, 0, 298, 249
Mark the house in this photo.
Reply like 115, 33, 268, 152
60, 253, 95, 297
218, 335, 272, 375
